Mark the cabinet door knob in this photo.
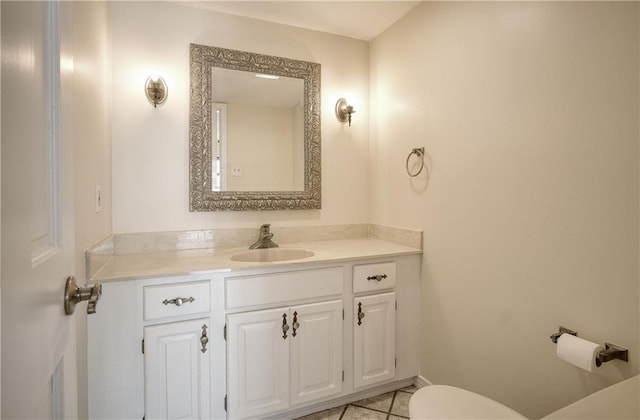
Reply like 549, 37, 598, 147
162, 296, 195, 306
282, 313, 289, 339
292, 311, 300, 337
357, 302, 365, 326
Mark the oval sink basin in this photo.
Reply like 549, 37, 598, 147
231, 248, 314, 263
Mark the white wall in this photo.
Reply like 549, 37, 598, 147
110, 2, 370, 233
225, 103, 296, 191
71, 2, 112, 418
370, 2, 639, 419
0, 4, 3, 413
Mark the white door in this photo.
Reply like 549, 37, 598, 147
290, 300, 343, 406
227, 307, 290, 419
144, 319, 211, 420
1, 1, 77, 418
354, 292, 396, 389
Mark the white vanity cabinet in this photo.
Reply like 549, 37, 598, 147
353, 292, 396, 388
226, 300, 343, 419
224, 267, 344, 419
352, 262, 397, 389
290, 300, 343, 405
142, 281, 212, 419
88, 254, 421, 420
88, 276, 215, 420
226, 307, 290, 418
144, 318, 211, 419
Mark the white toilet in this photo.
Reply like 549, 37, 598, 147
409, 375, 640, 420
409, 385, 528, 419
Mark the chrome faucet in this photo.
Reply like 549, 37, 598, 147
249, 224, 279, 249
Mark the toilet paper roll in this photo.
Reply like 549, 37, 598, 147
557, 333, 604, 372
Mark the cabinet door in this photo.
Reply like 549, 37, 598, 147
144, 319, 210, 420
227, 307, 290, 419
353, 292, 396, 389
290, 300, 343, 406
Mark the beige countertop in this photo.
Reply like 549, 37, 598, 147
91, 238, 422, 282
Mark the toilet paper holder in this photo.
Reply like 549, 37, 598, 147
550, 326, 629, 366
550, 326, 577, 343
596, 343, 629, 367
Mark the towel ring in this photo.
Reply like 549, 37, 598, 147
406, 147, 425, 177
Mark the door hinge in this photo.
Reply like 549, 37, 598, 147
395, 301, 398, 311
395, 358, 397, 367
342, 370, 344, 382
141, 339, 144, 354
224, 395, 227, 412
342, 309, 344, 320
223, 324, 227, 341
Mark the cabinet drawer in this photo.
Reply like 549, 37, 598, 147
144, 281, 210, 321
226, 267, 343, 309
353, 262, 396, 293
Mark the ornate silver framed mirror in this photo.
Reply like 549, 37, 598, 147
189, 44, 321, 211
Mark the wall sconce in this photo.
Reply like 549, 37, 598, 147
145, 76, 168, 108
335, 98, 355, 127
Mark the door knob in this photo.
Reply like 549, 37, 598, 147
64, 276, 102, 315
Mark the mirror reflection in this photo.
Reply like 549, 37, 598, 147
210, 68, 305, 192
189, 44, 321, 211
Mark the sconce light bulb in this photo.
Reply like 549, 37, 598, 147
148, 70, 161, 81
346, 105, 355, 127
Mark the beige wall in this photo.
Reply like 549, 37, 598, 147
370, 2, 639, 419
110, 2, 370, 233
72, 2, 112, 418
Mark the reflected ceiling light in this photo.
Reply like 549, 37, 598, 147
255, 73, 280, 80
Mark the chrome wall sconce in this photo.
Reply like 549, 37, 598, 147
335, 98, 355, 126
145, 76, 168, 108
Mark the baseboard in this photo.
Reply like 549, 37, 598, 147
270, 377, 416, 420
413, 374, 432, 388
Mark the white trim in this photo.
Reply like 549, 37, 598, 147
31, 244, 62, 268
46, 0, 62, 250
51, 358, 65, 419
212, 102, 227, 191
30, 0, 62, 268
267, 378, 416, 420
414, 374, 432, 388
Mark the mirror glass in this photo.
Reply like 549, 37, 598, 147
190, 44, 321, 211
210, 68, 305, 192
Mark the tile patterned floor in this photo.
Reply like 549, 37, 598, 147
297, 386, 417, 420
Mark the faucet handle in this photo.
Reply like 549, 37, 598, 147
249, 223, 278, 249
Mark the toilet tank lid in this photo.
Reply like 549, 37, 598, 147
409, 385, 528, 420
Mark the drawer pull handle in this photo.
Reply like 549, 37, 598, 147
357, 302, 365, 326
162, 296, 195, 306
292, 311, 300, 337
367, 274, 387, 282
282, 313, 290, 339
200, 324, 208, 353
